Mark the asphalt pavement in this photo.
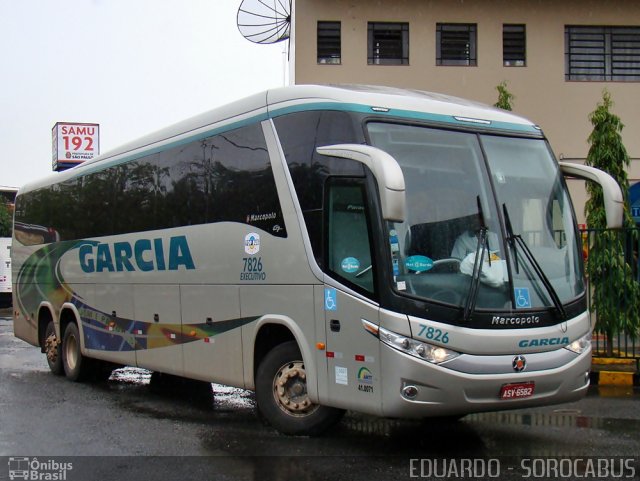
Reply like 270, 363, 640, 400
1, 308, 639, 481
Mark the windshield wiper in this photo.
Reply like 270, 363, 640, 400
502, 204, 567, 320
502, 204, 519, 274
463, 196, 488, 322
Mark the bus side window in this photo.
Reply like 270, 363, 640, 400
325, 179, 375, 296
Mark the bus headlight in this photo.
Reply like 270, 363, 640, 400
564, 332, 592, 354
378, 326, 460, 364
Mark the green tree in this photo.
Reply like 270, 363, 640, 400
584, 90, 640, 356
0, 200, 11, 237
494, 81, 514, 111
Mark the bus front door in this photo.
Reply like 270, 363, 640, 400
323, 287, 382, 414
321, 178, 383, 414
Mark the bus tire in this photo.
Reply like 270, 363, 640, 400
256, 341, 344, 436
44, 320, 64, 376
61, 322, 90, 382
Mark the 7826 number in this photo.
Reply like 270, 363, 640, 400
417, 324, 450, 344
242, 257, 263, 272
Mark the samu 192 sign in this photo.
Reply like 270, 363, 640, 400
52, 122, 100, 171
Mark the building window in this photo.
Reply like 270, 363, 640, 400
317, 21, 341, 64
367, 22, 409, 65
436, 23, 477, 66
565, 26, 640, 81
503, 24, 526, 67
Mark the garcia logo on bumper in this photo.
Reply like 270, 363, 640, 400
518, 336, 569, 348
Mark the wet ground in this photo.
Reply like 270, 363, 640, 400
1, 309, 638, 480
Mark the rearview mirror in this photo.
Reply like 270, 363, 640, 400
559, 162, 623, 229
317, 144, 406, 222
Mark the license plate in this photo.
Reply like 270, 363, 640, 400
499, 381, 535, 399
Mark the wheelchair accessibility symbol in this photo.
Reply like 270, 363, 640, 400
514, 287, 531, 308
324, 288, 337, 311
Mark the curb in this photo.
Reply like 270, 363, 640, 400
590, 357, 638, 386
592, 357, 636, 367
589, 370, 639, 386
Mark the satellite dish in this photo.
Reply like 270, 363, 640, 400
237, 0, 291, 44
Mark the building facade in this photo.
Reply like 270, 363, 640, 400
291, 0, 640, 224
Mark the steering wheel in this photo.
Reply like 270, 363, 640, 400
432, 258, 461, 269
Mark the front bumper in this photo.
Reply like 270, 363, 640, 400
380, 343, 591, 418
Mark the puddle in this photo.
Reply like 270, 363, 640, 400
109, 366, 152, 384
465, 410, 640, 434
107, 366, 256, 414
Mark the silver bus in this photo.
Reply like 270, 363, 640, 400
12, 85, 622, 435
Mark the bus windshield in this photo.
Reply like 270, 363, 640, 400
367, 122, 584, 312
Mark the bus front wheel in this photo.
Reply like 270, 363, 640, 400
61, 323, 90, 382
256, 341, 344, 436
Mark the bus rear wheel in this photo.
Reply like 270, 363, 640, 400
44, 320, 63, 375
61, 323, 90, 382
255, 341, 344, 436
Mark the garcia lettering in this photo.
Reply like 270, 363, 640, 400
79, 235, 195, 273
518, 337, 570, 348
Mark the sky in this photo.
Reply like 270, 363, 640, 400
0, 0, 288, 189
